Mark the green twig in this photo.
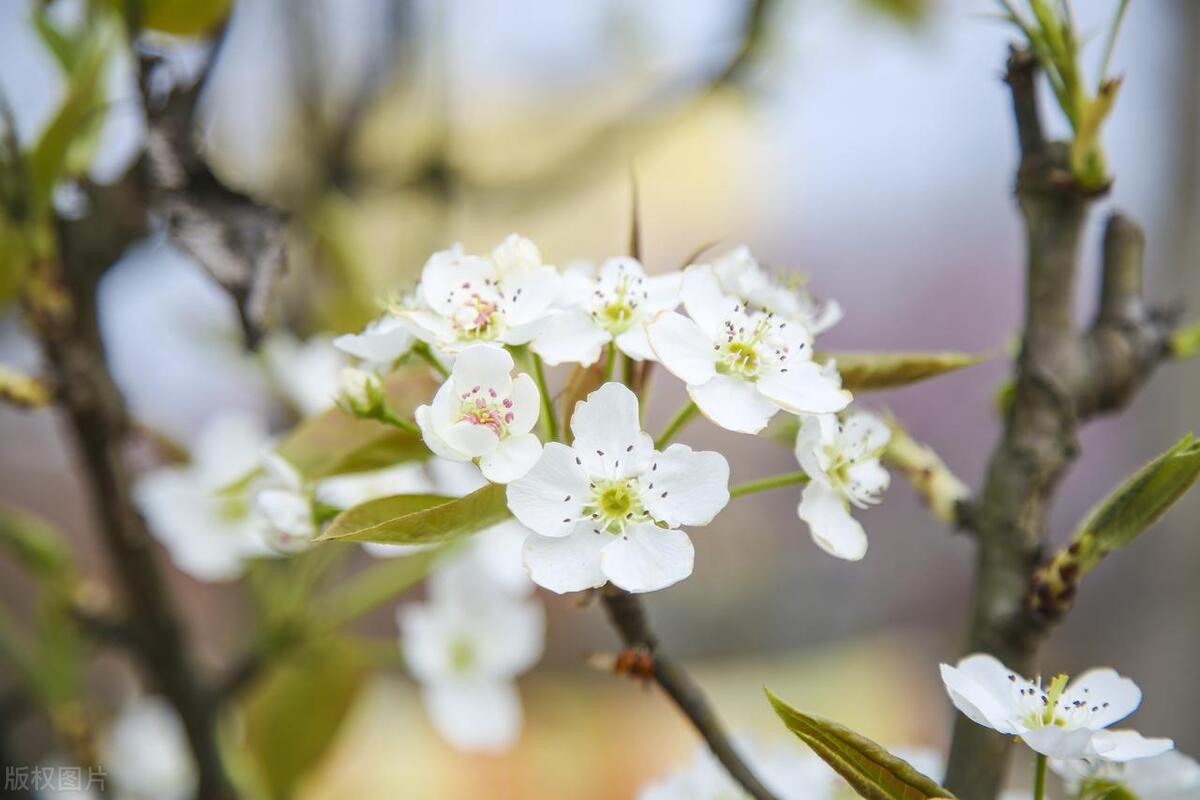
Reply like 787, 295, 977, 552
413, 342, 449, 378
730, 470, 809, 498
379, 407, 421, 436
654, 401, 698, 449
532, 352, 559, 442
1033, 753, 1048, 800
1098, 0, 1131, 88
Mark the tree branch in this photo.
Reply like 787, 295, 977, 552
30, 170, 233, 799
944, 49, 1177, 799
600, 586, 780, 800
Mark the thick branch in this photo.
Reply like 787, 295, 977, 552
944, 52, 1176, 799
600, 587, 780, 800
32, 173, 232, 799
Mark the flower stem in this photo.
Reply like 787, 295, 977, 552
729, 470, 809, 498
1033, 753, 1047, 800
379, 407, 421, 436
413, 342, 449, 378
654, 400, 698, 449
532, 352, 559, 442
603, 344, 618, 382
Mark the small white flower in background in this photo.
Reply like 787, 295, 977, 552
134, 412, 276, 581
101, 696, 196, 800
940, 654, 1174, 762
260, 333, 344, 417
335, 366, 385, 418
647, 267, 851, 434
333, 313, 415, 368
793, 410, 891, 561
254, 452, 317, 553
638, 738, 835, 800
1052, 750, 1200, 800
507, 383, 729, 594
396, 237, 559, 354
700, 246, 842, 334
530, 257, 682, 366
398, 558, 544, 753
416, 344, 542, 483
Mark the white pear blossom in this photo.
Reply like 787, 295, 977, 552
134, 412, 276, 581
398, 558, 544, 753
646, 267, 851, 434
638, 738, 835, 800
530, 257, 682, 366
940, 654, 1174, 762
793, 410, 891, 561
415, 344, 542, 484
699, 245, 842, 334
101, 696, 196, 800
396, 238, 558, 354
1052, 750, 1200, 800
506, 383, 729, 594
333, 313, 415, 368
254, 452, 317, 553
260, 333, 343, 416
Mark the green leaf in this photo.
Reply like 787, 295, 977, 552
1077, 433, 1200, 558
819, 351, 987, 392
1170, 321, 1200, 360
316, 484, 511, 545
28, 19, 116, 213
1081, 778, 1140, 800
766, 688, 958, 800
1032, 433, 1200, 616
0, 502, 71, 582
275, 368, 437, 479
319, 549, 441, 628
105, 0, 233, 35
236, 640, 367, 800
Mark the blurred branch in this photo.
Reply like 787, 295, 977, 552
943, 46, 1179, 798
139, 37, 287, 349
600, 586, 781, 800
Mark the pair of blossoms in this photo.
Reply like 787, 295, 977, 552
336, 235, 893, 594
942, 653, 1196, 797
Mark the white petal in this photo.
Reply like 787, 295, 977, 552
645, 311, 716, 385
522, 528, 609, 594
255, 490, 315, 544
429, 458, 488, 495
442, 421, 500, 458
503, 266, 558, 327
1088, 729, 1174, 762
451, 344, 513, 397
491, 234, 543, 275
417, 405, 470, 462
507, 373, 541, 434
396, 309, 454, 344
333, 315, 414, 365
845, 460, 890, 501
1023, 726, 1097, 760
192, 412, 269, 488
600, 524, 694, 593
569, 382, 644, 457
643, 271, 683, 313
1064, 668, 1142, 729
758, 361, 853, 415
794, 413, 837, 478
479, 433, 542, 483
505, 443, 591, 538
841, 411, 891, 457
398, 603, 453, 682
422, 680, 522, 753
419, 248, 489, 313
614, 324, 655, 361
939, 654, 1023, 735
688, 374, 778, 434
641, 444, 730, 527
529, 310, 609, 366
315, 462, 436, 508
470, 521, 535, 596
799, 481, 867, 560
681, 266, 740, 336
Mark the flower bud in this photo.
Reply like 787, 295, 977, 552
337, 366, 385, 418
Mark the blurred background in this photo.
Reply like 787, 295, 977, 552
1, 0, 1197, 797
